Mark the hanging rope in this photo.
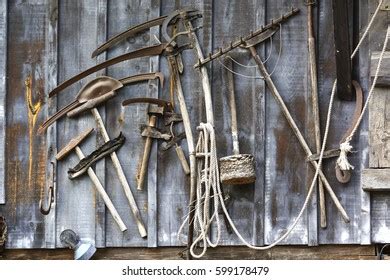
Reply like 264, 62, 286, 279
179, 0, 383, 258
336, 0, 386, 171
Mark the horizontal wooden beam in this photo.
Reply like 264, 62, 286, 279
0, 245, 377, 260
362, 169, 390, 191
371, 52, 390, 87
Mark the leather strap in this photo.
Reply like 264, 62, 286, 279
68, 132, 125, 179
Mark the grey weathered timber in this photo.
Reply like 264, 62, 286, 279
42, 0, 58, 248
147, 0, 161, 248
368, 64, 390, 168
358, 0, 371, 245
362, 169, 390, 191
1, 0, 49, 248
56, 0, 100, 247
264, 0, 309, 245
104, 0, 156, 247
2, 0, 390, 250
317, 0, 362, 245
94, 0, 108, 248
370, 52, 390, 87
211, 0, 265, 246
0, 0, 7, 205
367, 0, 390, 244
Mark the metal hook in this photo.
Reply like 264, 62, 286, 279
39, 162, 55, 215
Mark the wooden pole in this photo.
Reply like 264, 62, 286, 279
307, 2, 327, 228
91, 108, 147, 238
74, 146, 127, 232
249, 46, 350, 223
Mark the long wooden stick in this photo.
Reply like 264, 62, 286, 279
249, 46, 350, 223
74, 146, 127, 232
307, 2, 327, 228
91, 108, 147, 238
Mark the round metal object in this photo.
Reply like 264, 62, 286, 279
219, 154, 256, 185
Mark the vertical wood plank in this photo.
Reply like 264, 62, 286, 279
317, 0, 361, 245
2, 0, 48, 248
157, 0, 201, 247
358, 0, 370, 245
105, 0, 158, 247
42, 0, 58, 248
56, 0, 101, 247
0, 0, 7, 205
264, 0, 309, 245
212, 0, 265, 246
147, 0, 161, 248
94, 0, 107, 249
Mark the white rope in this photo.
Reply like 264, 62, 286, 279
179, 1, 382, 258
337, 0, 386, 170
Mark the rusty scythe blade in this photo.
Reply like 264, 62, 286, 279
92, 8, 201, 58
122, 97, 173, 111
49, 44, 168, 98
92, 16, 168, 58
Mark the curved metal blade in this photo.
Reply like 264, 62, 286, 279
122, 97, 173, 111
119, 72, 164, 89
91, 16, 168, 58
49, 44, 167, 98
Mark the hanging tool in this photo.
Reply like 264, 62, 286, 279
332, 0, 353, 100
56, 128, 127, 232
196, 8, 350, 223
307, 80, 363, 183
305, 0, 326, 228
122, 98, 176, 190
41, 73, 164, 237
68, 132, 125, 179
219, 58, 256, 185
38, 73, 163, 133
39, 161, 56, 215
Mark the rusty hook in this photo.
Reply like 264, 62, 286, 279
39, 162, 55, 215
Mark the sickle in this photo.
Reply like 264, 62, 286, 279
91, 9, 201, 59
122, 97, 173, 111
49, 44, 167, 98
335, 80, 363, 183
39, 72, 163, 134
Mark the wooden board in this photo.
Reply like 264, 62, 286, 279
370, 52, 390, 87
362, 169, 390, 191
104, 0, 159, 247
55, 0, 103, 248
0, 0, 7, 205
316, 0, 363, 245
0, 0, 387, 249
367, 0, 390, 244
211, 0, 265, 246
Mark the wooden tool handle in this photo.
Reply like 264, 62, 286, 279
91, 108, 147, 238
75, 146, 127, 232
175, 145, 190, 175
225, 58, 240, 155
136, 115, 156, 190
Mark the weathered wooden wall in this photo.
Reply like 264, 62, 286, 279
0, 0, 389, 250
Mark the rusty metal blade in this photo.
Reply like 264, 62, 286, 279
49, 44, 167, 98
119, 72, 164, 89
91, 16, 168, 58
122, 97, 173, 111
